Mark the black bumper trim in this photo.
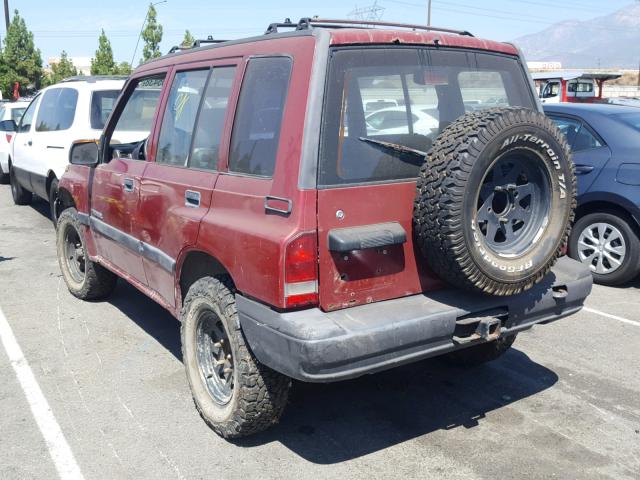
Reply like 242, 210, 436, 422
238, 256, 592, 382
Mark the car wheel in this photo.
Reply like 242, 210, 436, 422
9, 165, 32, 205
569, 212, 640, 286
443, 334, 517, 366
49, 178, 59, 226
181, 276, 290, 438
56, 208, 117, 300
0, 162, 9, 184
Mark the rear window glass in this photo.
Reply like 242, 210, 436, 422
228, 57, 292, 177
91, 90, 120, 130
36, 88, 78, 132
319, 48, 535, 186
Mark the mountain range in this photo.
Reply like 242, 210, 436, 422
513, 3, 640, 69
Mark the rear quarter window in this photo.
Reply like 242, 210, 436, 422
228, 56, 292, 177
91, 90, 120, 130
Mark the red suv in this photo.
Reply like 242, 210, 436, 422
55, 18, 592, 438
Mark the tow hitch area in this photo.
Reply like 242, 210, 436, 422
453, 310, 507, 345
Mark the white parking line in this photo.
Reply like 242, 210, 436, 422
583, 307, 640, 327
0, 306, 85, 480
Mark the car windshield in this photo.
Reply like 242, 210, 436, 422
319, 47, 536, 186
613, 112, 640, 132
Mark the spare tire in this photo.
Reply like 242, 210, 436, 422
414, 107, 576, 296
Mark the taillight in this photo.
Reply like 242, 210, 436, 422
6, 134, 12, 143
284, 232, 318, 308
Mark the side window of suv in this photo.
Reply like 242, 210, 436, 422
36, 88, 78, 132
156, 69, 209, 167
228, 57, 292, 177
189, 66, 237, 171
18, 95, 40, 133
107, 75, 165, 160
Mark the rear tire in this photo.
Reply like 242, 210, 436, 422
181, 276, 290, 438
0, 162, 9, 184
56, 208, 117, 300
10, 165, 32, 205
49, 178, 60, 226
443, 334, 517, 366
569, 212, 640, 286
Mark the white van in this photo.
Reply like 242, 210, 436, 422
7, 76, 138, 223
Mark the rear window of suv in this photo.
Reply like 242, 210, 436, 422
319, 48, 535, 186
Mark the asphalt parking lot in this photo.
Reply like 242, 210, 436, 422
0, 185, 639, 480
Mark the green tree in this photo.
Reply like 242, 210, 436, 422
48, 50, 78, 84
90, 29, 116, 75
141, 3, 163, 63
114, 61, 132, 75
0, 10, 43, 97
181, 29, 195, 48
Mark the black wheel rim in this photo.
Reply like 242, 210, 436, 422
63, 225, 86, 284
475, 153, 551, 257
195, 309, 234, 405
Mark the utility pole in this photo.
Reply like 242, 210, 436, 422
131, 0, 167, 66
4, 0, 9, 31
427, 0, 432, 26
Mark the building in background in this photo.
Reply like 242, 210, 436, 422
46, 56, 92, 76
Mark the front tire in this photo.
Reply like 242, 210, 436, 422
56, 208, 117, 300
569, 212, 640, 285
181, 276, 290, 439
10, 165, 32, 205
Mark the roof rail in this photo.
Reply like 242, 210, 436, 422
265, 17, 473, 36
168, 36, 229, 54
60, 75, 128, 83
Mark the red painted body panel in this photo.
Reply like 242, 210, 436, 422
58, 165, 98, 257
317, 181, 442, 311
91, 159, 148, 284
139, 163, 218, 306
327, 29, 519, 55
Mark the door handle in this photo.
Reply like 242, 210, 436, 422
27, 140, 32, 146
123, 178, 134, 193
185, 190, 201, 208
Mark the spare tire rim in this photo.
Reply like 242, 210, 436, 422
63, 225, 86, 284
195, 310, 234, 405
475, 153, 551, 258
577, 222, 626, 274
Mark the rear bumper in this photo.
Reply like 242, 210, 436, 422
238, 256, 592, 382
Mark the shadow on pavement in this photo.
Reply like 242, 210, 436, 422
104, 279, 559, 464
28, 197, 52, 222
108, 281, 183, 361
236, 349, 558, 463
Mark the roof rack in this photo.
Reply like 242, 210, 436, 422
265, 17, 473, 37
168, 36, 229, 54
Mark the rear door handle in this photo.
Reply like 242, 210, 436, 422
185, 190, 201, 208
26, 140, 32, 146
123, 178, 134, 193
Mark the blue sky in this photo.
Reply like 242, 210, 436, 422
0, 0, 634, 65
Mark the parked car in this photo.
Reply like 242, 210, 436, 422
365, 105, 439, 136
544, 103, 640, 285
0, 100, 29, 183
6, 76, 134, 223
55, 18, 591, 439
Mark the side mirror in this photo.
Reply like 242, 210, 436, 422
0, 119, 17, 132
69, 140, 99, 167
